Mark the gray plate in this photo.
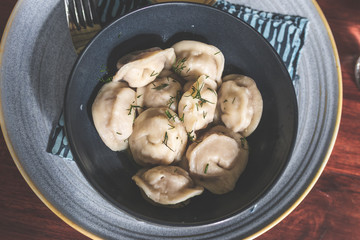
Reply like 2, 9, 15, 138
0, 0, 341, 239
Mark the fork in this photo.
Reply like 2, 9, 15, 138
64, 0, 149, 54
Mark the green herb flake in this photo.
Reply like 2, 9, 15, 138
232, 97, 236, 104
223, 99, 228, 103
204, 163, 209, 174
137, 94, 142, 98
150, 71, 159, 77
187, 130, 195, 142
202, 111, 207, 119
207, 87, 217, 95
214, 51, 221, 55
116, 132, 122, 135
187, 80, 214, 107
165, 109, 174, 120
168, 124, 175, 130
162, 131, 175, 152
152, 83, 169, 90
98, 76, 113, 83
172, 57, 187, 74
127, 105, 142, 115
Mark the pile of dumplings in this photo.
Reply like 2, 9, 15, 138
92, 40, 263, 206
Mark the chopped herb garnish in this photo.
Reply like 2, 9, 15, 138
98, 76, 113, 83
223, 99, 228, 103
167, 96, 175, 109
207, 87, 217, 95
186, 80, 215, 107
178, 113, 185, 122
187, 130, 195, 142
165, 109, 174, 120
214, 51, 221, 55
137, 94, 142, 98
195, 103, 199, 111
150, 71, 159, 77
232, 97, 236, 104
116, 132, 122, 135
168, 124, 175, 130
162, 131, 174, 152
127, 105, 142, 115
152, 83, 169, 90
204, 163, 209, 173
172, 57, 187, 74
203, 111, 207, 119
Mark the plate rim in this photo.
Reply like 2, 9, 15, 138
0, 0, 342, 239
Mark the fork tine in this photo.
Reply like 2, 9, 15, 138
76, 0, 87, 28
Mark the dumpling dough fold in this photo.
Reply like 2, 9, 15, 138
92, 82, 136, 151
136, 76, 182, 112
129, 107, 187, 166
178, 75, 218, 140
218, 74, 263, 137
186, 125, 249, 194
113, 47, 176, 88
171, 40, 224, 88
132, 165, 204, 205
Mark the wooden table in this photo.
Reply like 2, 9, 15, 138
1, 0, 359, 239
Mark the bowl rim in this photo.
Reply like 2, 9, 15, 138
63, 1, 298, 227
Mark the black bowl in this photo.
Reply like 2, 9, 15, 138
64, 2, 297, 226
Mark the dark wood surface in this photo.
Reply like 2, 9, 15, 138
1, 0, 359, 239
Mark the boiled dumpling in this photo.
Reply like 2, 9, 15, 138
218, 74, 263, 137
186, 125, 249, 194
92, 82, 136, 151
178, 75, 218, 140
132, 165, 204, 205
171, 40, 224, 87
136, 76, 182, 112
129, 107, 187, 166
113, 47, 176, 88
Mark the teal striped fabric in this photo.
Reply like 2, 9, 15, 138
48, 0, 308, 160
214, 0, 308, 80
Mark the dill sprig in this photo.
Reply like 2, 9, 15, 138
187, 130, 195, 142
150, 71, 159, 77
172, 57, 187, 74
187, 81, 215, 107
152, 83, 169, 90
162, 131, 174, 152
127, 104, 142, 115
204, 163, 209, 174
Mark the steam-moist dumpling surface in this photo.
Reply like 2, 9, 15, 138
136, 76, 182, 112
92, 82, 136, 151
178, 75, 218, 139
186, 125, 249, 194
218, 74, 263, 137
113, 47, 176, 88
129, 107, 187, 166
171, 40, 224, 87
132, 166, 204, 205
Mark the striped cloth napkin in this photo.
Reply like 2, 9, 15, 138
47, 0, 308, 160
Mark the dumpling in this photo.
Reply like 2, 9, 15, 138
171, 40, 225, 87
132, 165, 204, 205
113, 47, 176, 88
178, 75, 218, 140
129, 107, 187, 166
218, 74, 263, 137
186, 125, 249, 194
136, 76, 182, 112
92, 82, 136, 151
